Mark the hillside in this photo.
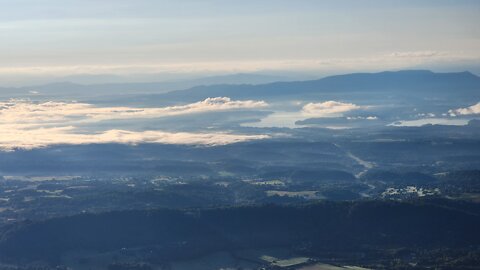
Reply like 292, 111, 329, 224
1, 199, 479, 263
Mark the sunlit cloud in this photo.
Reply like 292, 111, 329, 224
0, 97, 268, 124
0, 125, 269, 151
301, 101, 364, 118
0, 51, 476, 79
448, 102, 480, 116
346, 116, 378, 120
0, 97, 269, 150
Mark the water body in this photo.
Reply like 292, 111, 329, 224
242, 111, 305, 128
389, 118, 469, 127
243, 111, 352, 129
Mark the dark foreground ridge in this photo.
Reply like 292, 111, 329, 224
1, 199, 479, 264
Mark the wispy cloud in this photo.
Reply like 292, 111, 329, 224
387, 51, 447, 58
301, 101, 364, 118
1, 51, 477, 81
0, 97, 269, 150
448, 102, 480, 116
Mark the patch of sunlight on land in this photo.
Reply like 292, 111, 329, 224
3, 175, 79, 181
266, 190, 323, 200
447, 193, 480, 203
259, 254, 311, 268
259, 255, 278, 262
272, 257, 311, 267
218, 171, 235, 177
299, 263, 370, 270
247, 179, 286, 186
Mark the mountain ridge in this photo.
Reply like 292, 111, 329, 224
1, 70, 479, 104
155, 70, 480, 102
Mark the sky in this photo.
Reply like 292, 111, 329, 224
0, 0, 479, 85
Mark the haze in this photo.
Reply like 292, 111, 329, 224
1, 0, 479, 85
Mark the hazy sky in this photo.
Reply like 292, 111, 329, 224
1, 0, 479, 83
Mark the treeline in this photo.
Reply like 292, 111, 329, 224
0, 199, 479, 263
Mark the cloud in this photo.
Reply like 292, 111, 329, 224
0, 97, 269, 150
0, 125, 269, 151
448, 102, 480, 116
346, 116, 378, 120
416, 113, 436, 118
0, 97, 268, 124
1, 50, 477, 83
301, 101, 363, 117
387, 51, 446, 58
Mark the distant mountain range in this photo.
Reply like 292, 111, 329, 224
1, 70, 479, 105
0, 73, 291, 99
156, 70, 480, 102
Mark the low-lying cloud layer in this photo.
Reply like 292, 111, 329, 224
0, 126, 269, 151
0, 97, 269, 150
449, 102, 480, 116
0, 97, 268, 124
301, 101, 363, 117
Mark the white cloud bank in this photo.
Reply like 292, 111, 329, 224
0, 97, 269, 150
301, 101, 364, 117
448, 102, 480, 117
0, 126, 269, 151
0, 97, 267, 124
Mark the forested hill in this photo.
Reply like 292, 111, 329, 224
1, 199, 479, 263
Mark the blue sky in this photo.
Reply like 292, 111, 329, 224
0, 0, 479, 84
